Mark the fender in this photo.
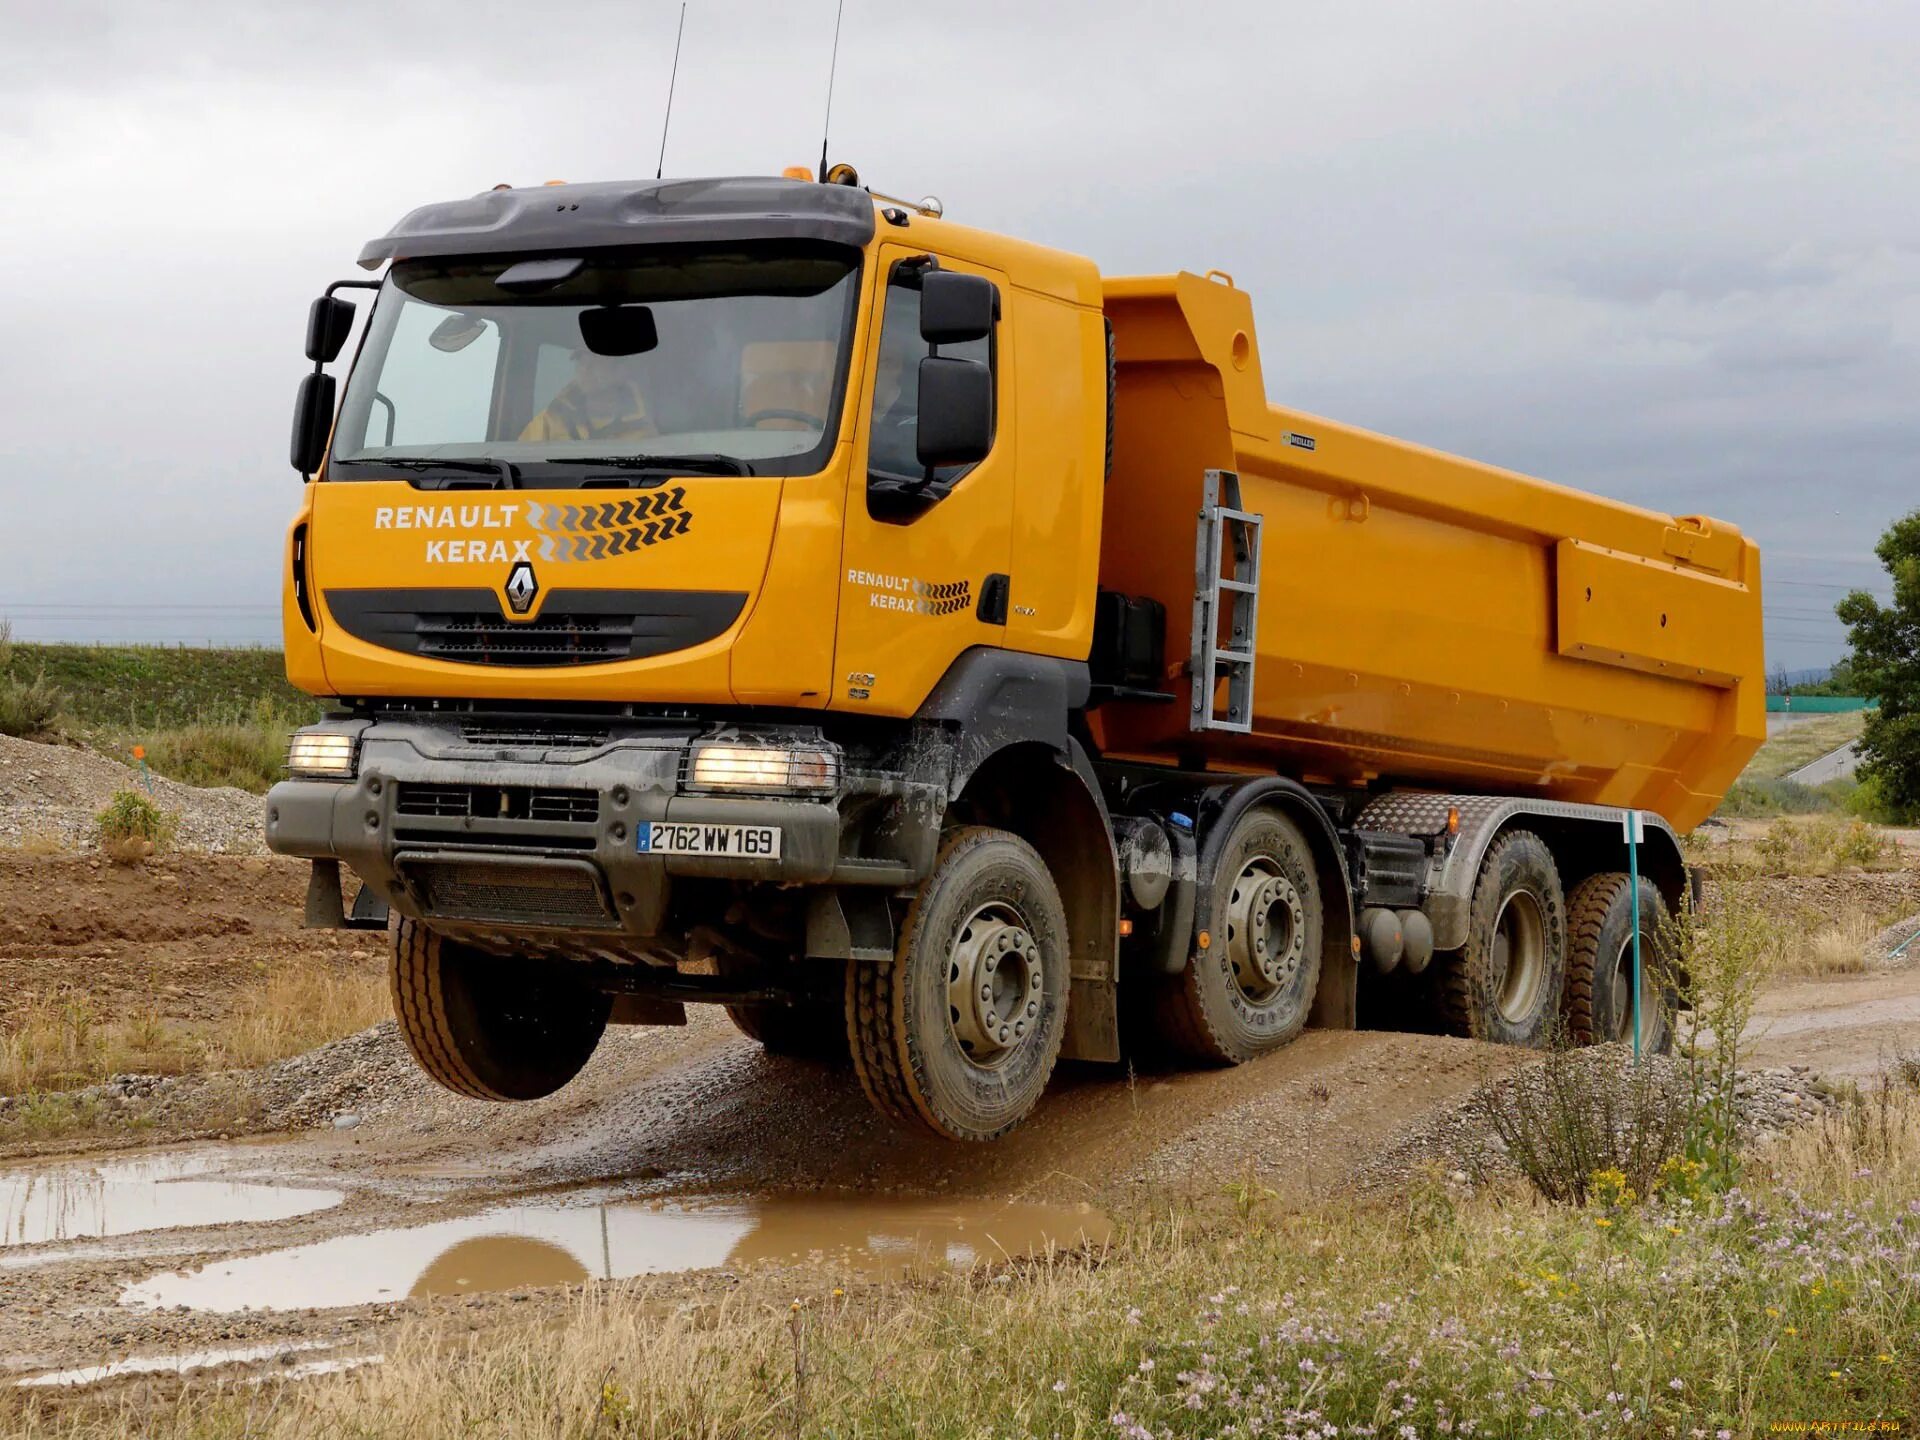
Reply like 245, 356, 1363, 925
1353, 792, 1690, 951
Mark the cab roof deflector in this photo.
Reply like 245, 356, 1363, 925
357, 176, 877, 270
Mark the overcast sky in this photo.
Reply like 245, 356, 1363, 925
1, 0, 1912, 669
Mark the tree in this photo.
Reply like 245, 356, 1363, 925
1836, 509, 1920, 819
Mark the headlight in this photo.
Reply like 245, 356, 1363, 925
689, 743, 840, 797
286, 730, 359, 780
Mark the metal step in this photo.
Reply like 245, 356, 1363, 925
1190, 469, 1262, 733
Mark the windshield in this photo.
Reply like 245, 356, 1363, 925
330, 242, 860, 482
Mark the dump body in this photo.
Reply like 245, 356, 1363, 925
1090, 271, 1765, 832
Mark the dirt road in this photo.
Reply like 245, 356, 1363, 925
0, 846, 1914, 1392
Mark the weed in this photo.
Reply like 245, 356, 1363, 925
0, 669, 68, 740
1468, 1038, 1690, 1204
142, 704, 296, 793
94, 789, 177, 861
1673, 878, 1772, 1189
1752, 815, 1894, 874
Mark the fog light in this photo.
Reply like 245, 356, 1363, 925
286, 730, 358, 780
689, 743, 839, 796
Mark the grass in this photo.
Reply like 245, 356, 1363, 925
0, 965, 389, 1096
1747, 710, 1870, 780
9, 1088, 1917, 1436
0, 639, 319, 793
140, 711, 302, 792
6, 642, 311, 734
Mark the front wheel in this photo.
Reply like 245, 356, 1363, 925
390, 918, 609, 1102
847, 827, 1069, 1141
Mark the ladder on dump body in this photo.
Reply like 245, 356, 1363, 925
1190, 469, 1262, 734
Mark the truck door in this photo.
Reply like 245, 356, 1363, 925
831, 246, 1014, 713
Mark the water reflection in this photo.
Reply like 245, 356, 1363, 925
124, 1193, 1110, 1313
0, 1151, 343, 1249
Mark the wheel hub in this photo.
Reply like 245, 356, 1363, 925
947, 903, 1043, 1064
1491, 891, 1546, 1023
1226, 860, 1305, 1002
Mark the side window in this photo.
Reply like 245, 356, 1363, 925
866, 262, 994, 519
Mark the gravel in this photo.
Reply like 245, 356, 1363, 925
1868, 913, 1920, 970
0, 733, 266, 855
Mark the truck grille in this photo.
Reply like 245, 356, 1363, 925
401, 857, 615, 928
324, 587, 747, 669
417, 612, 637, 666
460, 722, 613, 749
396, 783, 600, 824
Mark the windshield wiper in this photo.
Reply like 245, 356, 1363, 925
556, 453, 754, 478
342, 456, 520, 489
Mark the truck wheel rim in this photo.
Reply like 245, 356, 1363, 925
1490, 891, 1546, 1023
1225, 858, 1304, 1004
1606, 938, 1656, 1046
947, 901, 1043, 1068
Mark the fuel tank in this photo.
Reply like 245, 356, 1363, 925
1089, 271, 1765, 834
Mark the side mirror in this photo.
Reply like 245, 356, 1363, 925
919, 272, 996, 346
916, 356, 993, 468
305, 296, 357, 364
579, 305, 659, 357
290, 371, 337, 475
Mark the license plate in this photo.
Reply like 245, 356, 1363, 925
637, 821, 782, 860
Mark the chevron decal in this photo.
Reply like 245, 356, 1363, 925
526, 487, 693, 563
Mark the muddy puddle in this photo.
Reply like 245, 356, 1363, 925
0, 1150, 343, 1253
125, 1194, 1110, 1313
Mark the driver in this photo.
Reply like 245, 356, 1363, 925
521, 348, 657, 443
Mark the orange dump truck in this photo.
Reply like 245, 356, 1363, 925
268, 170, 1765, 1140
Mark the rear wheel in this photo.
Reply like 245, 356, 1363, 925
847, 827, 1069, 1141
1435, 829, 1566, 1046
1565, 872, 1674, 1053
390, 917, 609, 1102
1159, 807, 1323, 1064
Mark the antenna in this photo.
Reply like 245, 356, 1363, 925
818, 0, 845, 181
655, 2, 687, 181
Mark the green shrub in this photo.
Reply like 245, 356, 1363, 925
0, 669, 67, 740
1752, 814, 1894, 873
94, 789, 177, 857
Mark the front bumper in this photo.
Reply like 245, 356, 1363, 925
265, 719, 925, 941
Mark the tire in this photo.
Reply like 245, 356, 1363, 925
846, 827, 1069, 1141
722, 960, 849, 1064
1565, 872, 1674, 1054
390, 917, 610, 1102
1434, 829, 1566, 1046
1159, 807, 1323, 1064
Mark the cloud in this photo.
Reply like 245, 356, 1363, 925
0, 0, 1913, 670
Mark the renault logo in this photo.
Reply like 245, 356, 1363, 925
504, 561, 539, 616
